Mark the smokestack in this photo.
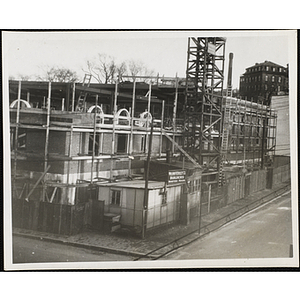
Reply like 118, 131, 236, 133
227, 52, 234, 97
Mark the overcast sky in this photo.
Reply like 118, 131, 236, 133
2, 30, 294, 89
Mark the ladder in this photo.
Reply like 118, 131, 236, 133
76, 74, 92, 112
218, 159, 226, 187
218, 98, 232, 186
221, 98, 232, 155
163, 131, 201, 168
227, 86, 232, 97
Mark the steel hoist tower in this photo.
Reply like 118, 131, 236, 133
184, 37, 226, 183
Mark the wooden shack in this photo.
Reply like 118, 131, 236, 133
94, 180, 183, 232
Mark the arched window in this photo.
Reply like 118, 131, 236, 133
87, 105, 104, 123
138, 111, 152, 127
10, 99, 31, 108
116, 108, 130, 125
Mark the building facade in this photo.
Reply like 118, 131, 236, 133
239, 61, 288, 104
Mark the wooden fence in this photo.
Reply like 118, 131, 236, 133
12, 198, 88, 235
198, 164, 290, 218
201, 184, 227, 215
272, 164, 290, 185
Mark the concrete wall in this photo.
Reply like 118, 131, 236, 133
26, 130, 46, 152
133, 134, 144, 153
271, 96, 290, 156
102, 133, 113, 154
48, 131, 68, 155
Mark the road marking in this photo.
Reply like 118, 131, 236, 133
251, 220, 266, 224
277, 207, 290, 210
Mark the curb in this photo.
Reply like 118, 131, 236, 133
12, 232, 147, 258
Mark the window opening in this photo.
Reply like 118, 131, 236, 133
117, 134, 127, 153
88, 133, 100, 155
111, 189, 121, 206
159, 186, 167, 205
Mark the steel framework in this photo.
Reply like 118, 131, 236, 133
223, 97, 277, 168
184, 37, 226, 169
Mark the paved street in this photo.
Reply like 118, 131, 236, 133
13, 236, 134, 263
165, 191, 293, 260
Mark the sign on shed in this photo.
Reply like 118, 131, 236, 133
168, 170, 186, 184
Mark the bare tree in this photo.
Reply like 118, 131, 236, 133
9, 74, 33, 81
128, 60, 144, 77
127, 59, 155, 82
52, 68, 79, 82
20, 74, 32, 81
84, 54, 116, 84
115, 62, 127, 82
84, 54, 156, 83
36, 66, 79, 82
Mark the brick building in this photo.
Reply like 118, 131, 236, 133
239, 61, 288, 104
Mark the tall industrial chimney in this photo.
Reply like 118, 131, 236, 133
227, 52, 234, 97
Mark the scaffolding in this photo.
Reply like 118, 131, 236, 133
184, 37, 226, 170
9, 77, 192, 205
223, 97, 277, 168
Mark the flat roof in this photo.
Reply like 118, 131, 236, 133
95, 179, 183, 189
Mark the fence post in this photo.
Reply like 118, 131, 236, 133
207, 184, 212, 214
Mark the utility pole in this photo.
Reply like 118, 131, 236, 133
142, 120, 154, 239
261, 118, 266, 169
198, 185, 202, 234
91, 95, 98, 183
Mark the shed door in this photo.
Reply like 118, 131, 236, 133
91, 200, 104, 230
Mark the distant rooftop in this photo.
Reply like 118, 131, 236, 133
246, 60, 287, 70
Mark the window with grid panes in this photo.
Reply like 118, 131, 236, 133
111, 189, 121, 206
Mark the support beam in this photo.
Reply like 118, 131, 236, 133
43, 82, 51, 202
25, 165, 51, 202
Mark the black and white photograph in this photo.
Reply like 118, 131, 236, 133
2, 29, 298, 270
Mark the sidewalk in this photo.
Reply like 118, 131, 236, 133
12, 182, 291, 259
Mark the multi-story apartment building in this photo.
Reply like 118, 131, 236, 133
239, 61, 288, 104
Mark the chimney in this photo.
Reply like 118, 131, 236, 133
227, 52, 234, 97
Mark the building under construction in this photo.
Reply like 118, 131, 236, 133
9, 37, 289, 237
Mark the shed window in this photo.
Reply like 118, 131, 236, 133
111, 189, 121, 206
159, 186, 167, 205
